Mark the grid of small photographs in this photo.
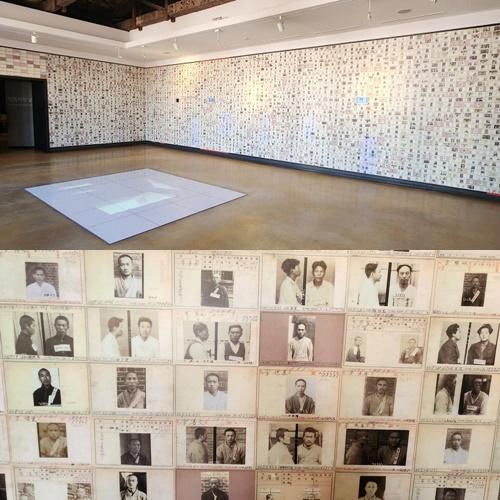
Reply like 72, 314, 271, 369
0, 250, 499, 500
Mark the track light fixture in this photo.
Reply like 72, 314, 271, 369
31, 32, 37, 44
173, 39, 179, 51
276, 16, 284, 33
367, 0, 372, 21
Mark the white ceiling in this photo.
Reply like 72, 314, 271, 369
0, 0, 499, 66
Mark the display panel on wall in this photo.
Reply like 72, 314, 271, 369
0, 250, 499, 499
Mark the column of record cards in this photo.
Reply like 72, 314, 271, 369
0, 250, 499, 500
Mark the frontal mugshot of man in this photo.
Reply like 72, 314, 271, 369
438, 323, 462, 364
389, 264, 416, 308
285, 378, 315, 414
216, 428, 245, 464
114, 254, 143, 299
376, 431, 407, 466
357, 263, 381, 307
17, 484, 35, 500
297, 427, 322, 465
437, 489, 460, 500
461, 275, 485, 307
462, 377, 488, 415
203, 372, 227, 411
443, 431, 469, 464
466, 323, 496, 365
358, 480, 382, 500
362, 378, 394, 417
278, 258, 303, 305
288, 322, 313, 362
33, 368, 61, 406
346, 336, 365, 363
121, 437, 150, 466
400, 338, 422, 364
117, 371, 146, 409
187, 427, 209, 464
305, 260, 334, 307
201, 478, 228, 500
44, 315, 73, 357
26, 266, 58, 300
102, 316, 124, 358
16, 314, 38, 355
131, 317, 159, 358
224, 324, 245, 362
38, 423, 67, 458
120, 474, 147, 500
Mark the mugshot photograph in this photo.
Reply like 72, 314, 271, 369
14, 313, 42, 356
100, 312, 130, 358
221, 324, 246, 362
203, 371, 228, 412
285, 378, 316, 415
120, 433, 152, 466
458, 375, 491, 416
461, 273, 487, 307
130, 314, 160, 359
216, 427, 246, 465
119, 472, 147, 500
296, 426, 322, 466
374, 431, 408, 467
25, 263, 59, 300
201, 474, 229, 500
304, 259, 336, 308
42, 314, 74, 357
346, 334, 366, 363
362, 378, 396, 417
288, 317, 315, 363
67, 483, 92, 500
387, 264, 418, 308
184, 321, 215, 362
114, 253, 144, 299
17, 482, 35, 500
443, 429, 471, 465
465, 323, 498, 366
201, 270, 232, 308
276, 257, 305, 306
399, 336, 422, 364
186, 427, 212, 464
356, 262, 385, 308
32, 367, 62, 407
267, 426, 295, 466
434, 374, 457, 415
116, 368, 146, 409
358, 476, 385, 500
434, 488, 466, 500
437, 323, 465, 365
37, 422, 68, 458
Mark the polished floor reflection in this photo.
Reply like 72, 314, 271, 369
0, 145, 499, 249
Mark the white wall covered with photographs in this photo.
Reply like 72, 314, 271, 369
0, 250, 499, 500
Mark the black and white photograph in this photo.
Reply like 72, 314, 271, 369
275, 257, 306, 306
201, 472, 229, 500
362, 378, 396, 417
218, 322, 249, 363
357, 476, 385, 500
116, 367, 146, 409
285, 377, 316, 415
437, 322, 467, 365
17, 483, 35, 500
32, 367, 61, 407
41, 313, 74, 357
435, 488, 466, 500
398, 336, 423, 364
465, 322, 498, 366
215, 427, 246, 465
203, 371, 228, 411
296, 425, 322, 466
67, 483, 92, 500
100, 310, 130, 358
119, 472, 147, 500
37, 422, 68, 458
186, 427, 212, 464
434, 374, 457, 415
120, 433, 151, 466
200, 270, 233, 308
183, 321, 216, 362
387, 263, 419, 308
130, 312, 160, 359
25, 263, 59, 300
343, 429, 409, 466
461, 273, 487, 307
267, 425, 296, 466
288, 316, 315, 362
355, 262, 387, 308
443, 428, 471, 465
458, 375, 491, 416
14, 312, 43, 356
304, 259, 336, 308
345, 334, 366, 363
113, 253, 144, 299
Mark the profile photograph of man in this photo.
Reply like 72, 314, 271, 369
119, 472, 147, 500
435, 488, 465, 500
362, 378, 395, 417
37, 422, 68, 458
288, 320, 313, 362
346, 335, 365, 363
344, 430, 370, 465
443, 429, 470, 465
268, 427, 294, 465
17, 483, 35, 500
67, 483, 92, 500
357, 263, 382, 307
399, 337, 422, 364
466, 323, 497, 365
437, 324, 462, 364
131, 317, 159, 359
388, 264, 417, 308
184, 322, 214, 361
201, 477, 228, 500
201, 270, 231, 308
376, 431, 408, 466
120, 434, 151, 466
216, 428, 245, 464
25, 264, 58, 300
114, 253, 144, 299
33, 367, 61, 406
461, 274, 486, 307
223, 324, 246, 362
101, 315, 126, 358
305, 260, 334, 307
15, 314, 39, 355
434, 374, 457, 415
44, 315, 73, 357
357, 476, 385, 500
186, 427, 209, 464
203, 372, 228, 411
277, 258, 304, 305
117, 369, 146, 409
297, 427, 322, 465
459, 375, 489, 416
285, 378, 315, 414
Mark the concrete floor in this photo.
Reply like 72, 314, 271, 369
0, 144, 499, 249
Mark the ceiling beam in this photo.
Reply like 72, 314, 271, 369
118, 0, 234, 31
39, 0, 78, 13
139, 0, 164, 10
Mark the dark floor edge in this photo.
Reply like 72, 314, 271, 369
48, 140, 499, 202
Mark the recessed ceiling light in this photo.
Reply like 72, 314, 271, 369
276, 15, 284, 33
30, 32, 37, 44
397, 8, 412, 14
173, 39, 179, 51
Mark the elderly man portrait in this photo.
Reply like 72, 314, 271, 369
187, 427, 209, 464
117, 371, 146, 409
285, 378, 315, 414
461, 275, 485, 307
101, 316, 124, 358
461, 377, 488, 415
437, 324, 462, 364
443, 431, 469, 465
216, 428, 245, 464
201, 478, 228, 500
114, 254, 143, 299
223, 324, 245, 362
38, 423, 67, 458
357, 263, 381, 307
120, 474, 147, 500
466, 323, 496, 365
434, 374, 457, 415
288, 321, 313, 362
268, 427, 294, 465
33, 368, 61, 406
185, 322, 213, 361
26, 265, 58, 300
305, 260, 334, 307
388, 264, 417, 308
297, 427, 322, 465
131, 317, 159, 358
203, 373, 227, 411
44, 315, 73, 357
278, 258, 303, 305
376, 431, 407, 466
362, 378, 394, 417
121, 436, 150, 465
15, 314, 38, 355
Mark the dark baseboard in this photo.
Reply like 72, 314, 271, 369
48, 140, 148, 152
148, 141, 500, 202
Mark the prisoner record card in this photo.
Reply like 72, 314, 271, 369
411, 473, 487, 500
257, 471, 333, 500
334, 471, 412, 500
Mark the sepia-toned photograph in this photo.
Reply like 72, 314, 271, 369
25, 263, 59, 300
398, 335, 423, 364
346, 334, 366, 363
355, 262, 387, 307
465, 322, 498, 365
458, 375, 490, 416
275, 257, 306, 306
201, 472, 229, 500
120, 433, 151, 466
435, 488, 466, 500
288, 316, 315, 362
42, 314, 74, 357
100, 310, 130, 358
362, 378, 396, 417
284, 377, 316, 415
119, 472, 147, 500
186, 427, 212, 464
387, 263, 418, 308
358, 475, 385, 500
434, 374, 457, 415
113, 253, 144, 299
215, 427, 246, 465
116, 368, 146, 409
201, 270, 233, 308
14, 312, 43, 356
437, 322, 467, 365
37, 422, 68, 458
17, 482, 35, 500
461, 273, 487, 307
67, 483, 92, 500
203, 371, 228, 411
443, 428, 471, 465
32, 367, 61, 407
183, 321, 216, 361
